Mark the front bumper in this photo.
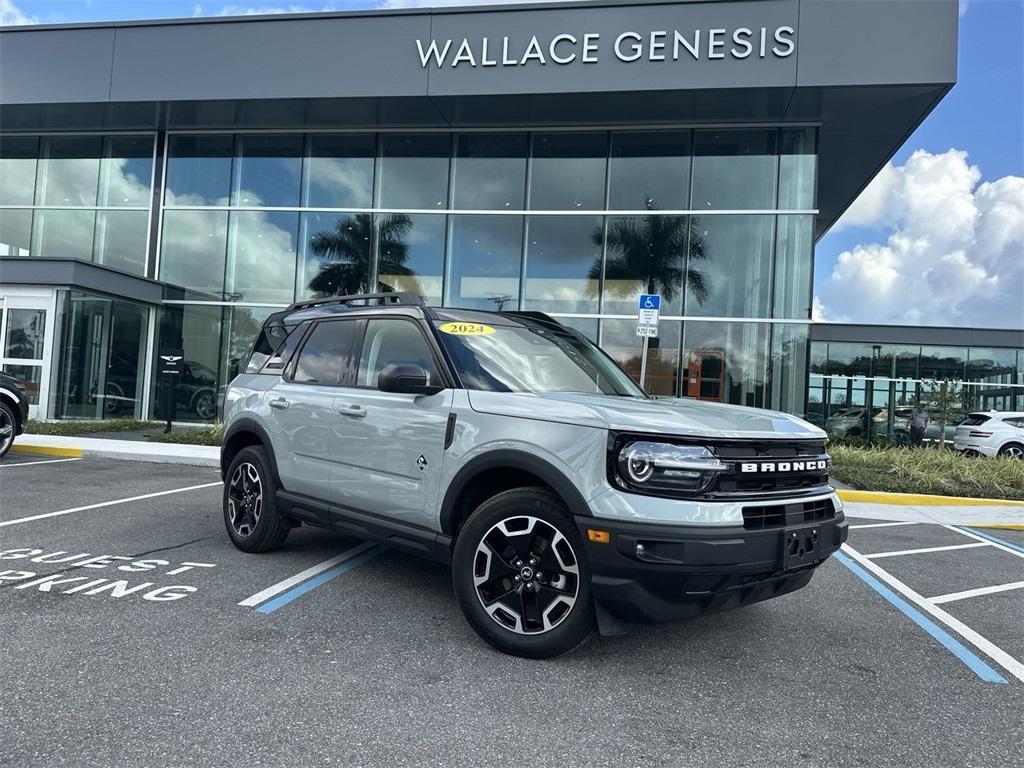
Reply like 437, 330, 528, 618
576, 510, 848, 623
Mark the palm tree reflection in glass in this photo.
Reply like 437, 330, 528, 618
589, 207, 709, 391
307, 213, 423, 298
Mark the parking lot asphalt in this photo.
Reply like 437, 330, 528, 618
1, 454, 1022, 768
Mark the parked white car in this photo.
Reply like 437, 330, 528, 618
954, 412, 1024, 459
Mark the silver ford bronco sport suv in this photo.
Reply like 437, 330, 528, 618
221, 293, 847, 658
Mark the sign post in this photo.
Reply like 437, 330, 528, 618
636, 294, 661, 391
158, 350, 183, 434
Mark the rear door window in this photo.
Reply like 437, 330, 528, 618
291, 320, 359, 385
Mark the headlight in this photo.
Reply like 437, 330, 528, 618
615, 441, 726, 495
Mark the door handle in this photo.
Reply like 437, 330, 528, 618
268, 397, 290, 410
339, 404, 367, 419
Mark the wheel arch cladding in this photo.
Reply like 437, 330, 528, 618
441, 450, 593, 537
221, 418, 280, 484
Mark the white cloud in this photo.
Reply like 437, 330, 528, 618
817, 149, 1024, 329
0, 0, 36, 25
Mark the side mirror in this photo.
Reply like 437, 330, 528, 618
377, 363, 443, 396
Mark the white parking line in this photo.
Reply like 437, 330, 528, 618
863, 542, 992, 559
0, 458, 83, 469
943, 526, 1024, 559
0, 482, 223, 527
849, 521, 919, 530
842, 543, 1024, 684
929, 581, 1024, 605
238, 542, 377, 607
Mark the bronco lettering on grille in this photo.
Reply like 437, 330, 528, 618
739, 460, 828, 473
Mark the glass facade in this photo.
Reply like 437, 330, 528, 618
3, 127, 819, 421
0, 134, 154, 274
809, 341, 1024, 437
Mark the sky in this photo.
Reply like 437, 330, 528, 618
3, 0, 1022, 330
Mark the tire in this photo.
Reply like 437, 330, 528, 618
452, 487, 595, 659
193, 390, 218, 422
998, 443, 1024, 460
223, 445, 290, 553
0, 401, 16, 459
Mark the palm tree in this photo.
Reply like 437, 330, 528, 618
307, 213, 422, 298
589, 208, 708, 306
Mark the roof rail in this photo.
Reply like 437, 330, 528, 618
286, 291, 425, 312
501, 310, 562, 326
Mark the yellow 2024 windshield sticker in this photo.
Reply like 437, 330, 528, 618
438, 322, 495, 336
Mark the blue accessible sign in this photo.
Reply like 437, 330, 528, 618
637, 294, 661, 336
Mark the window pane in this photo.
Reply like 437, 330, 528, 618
686, 215, 774, 318
293, 320, 358, 385
600, 318, 682, 397
773, 215, 813, 319
920, 346, 966, 379
529, 132, 606, 210
151, 303, 224, 422
770, 323, 809, 416
94, 210, 149, 275
297, 211, 374, 300
159, 209, 228, 298
778, 128, 816, 210
0, 209, 33, 256
825, 343, 875, 377
446, 215, 523, 310
608, 130, 690, 211
682, 321, 769, 408
234, 134, 302, 207
453, 133, 527, 210
966, 347, 1018, 383
56, 293, 148, 419
379, 134, 449, 210
305, 134, 375, 209
33, 209, 95, 259
165, 135, 233, 206
0, 136, 39, 205
523, 215, 601, 314
691, 130, 777, 210
4, 308, 46, 359
2, 364, 41, 404
600, 215, 689, 316
376, 213, 445, 306
358, 318, 438, 388
226, 211, 297, 304
100, 135, 154, 207
37, 136, 101, 206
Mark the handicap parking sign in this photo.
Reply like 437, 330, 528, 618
637, 294, 661, 327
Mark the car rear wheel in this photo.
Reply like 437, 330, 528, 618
223, 445, 290, 552
452, 488, 595, 658
999, 443, 1024, 460
0, 401, 16, 459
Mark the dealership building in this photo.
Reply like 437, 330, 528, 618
3, 0, 1017, 425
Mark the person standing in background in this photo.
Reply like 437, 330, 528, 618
908, 405, 930, 447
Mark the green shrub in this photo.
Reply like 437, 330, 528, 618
146, 425, 223, 446
26, 418, 162, 435
830, 444, 1024, 500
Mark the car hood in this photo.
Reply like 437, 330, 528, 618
466, 391, 826, 440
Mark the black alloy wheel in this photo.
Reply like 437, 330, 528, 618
222, 445, 290, 552
453, 488, 595, 658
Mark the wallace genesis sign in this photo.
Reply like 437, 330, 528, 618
417, 26, 795, 68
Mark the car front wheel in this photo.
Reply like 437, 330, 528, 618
452, 488, 595, 659
223, 445, 290, 552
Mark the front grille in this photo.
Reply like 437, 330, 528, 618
742, 499, 836, 531
707, 439, 830, 499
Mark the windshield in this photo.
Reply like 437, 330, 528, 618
434, 321, 645, 397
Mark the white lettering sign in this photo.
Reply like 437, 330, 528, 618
417, 26, 795, 68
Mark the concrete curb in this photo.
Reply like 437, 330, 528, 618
13, 434, 219, 468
